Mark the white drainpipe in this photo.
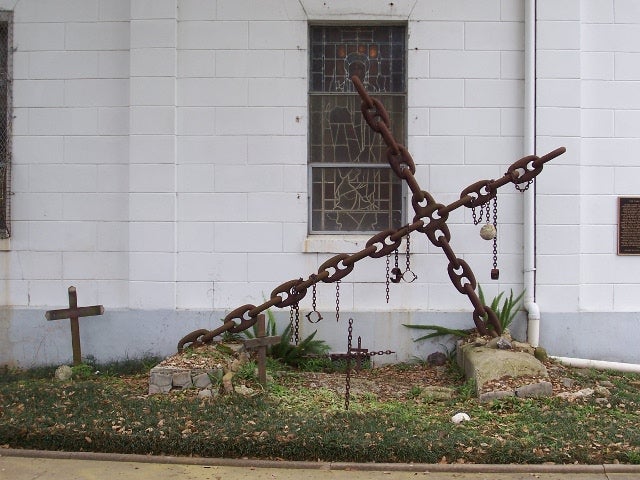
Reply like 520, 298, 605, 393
524, 0, 540, 347
552, 357, 640, 374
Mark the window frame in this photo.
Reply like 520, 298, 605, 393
307, 23, 408, 236
0, 10, 12, 241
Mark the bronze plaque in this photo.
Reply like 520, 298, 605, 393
618, 197, 640, 255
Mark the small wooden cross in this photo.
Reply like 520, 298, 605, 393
45, 286, 104, 366
242, 314, 281, 386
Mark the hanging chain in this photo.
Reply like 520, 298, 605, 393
403, 234, 417, 283
515, 179, 533, 192
335, 280, 341, 322
177, 74, 566, 352
390, 247, 402, 283
345, 318, 353, 410
385, 254, 391, 303
289, 285, 300, 345
306, 276, 323, 323
491, 196, 499, 280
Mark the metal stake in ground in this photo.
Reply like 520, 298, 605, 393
243, 314, 281, 386
44, 286, 104, 366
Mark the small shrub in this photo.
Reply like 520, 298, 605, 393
71, 363, 94, 379
478, 284, 524, 333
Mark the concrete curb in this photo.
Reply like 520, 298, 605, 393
2, 449, 639, 474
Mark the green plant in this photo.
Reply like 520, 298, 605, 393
244, 309, 330, 368
71, 363, 94, 379
478, 285, 525, 333
402, 323, 473, 342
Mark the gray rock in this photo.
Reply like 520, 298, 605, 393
516, 381, 553, 398
193, 372, 212, 389
558, 387, 594, 401
234, 384, 255, 396
479, 390, 515, 403
561, 377, 576, 388
419, 386, 455, 401
54, 365, 73, 381
534, 346, 548, 362
511, 341, 535, 355
198, 388, 213, 398
427, 351, 448, 367
487, 336, 512, 350
172, 371, 193, 389
594, 385, 611, 397
600, 380, 615, 388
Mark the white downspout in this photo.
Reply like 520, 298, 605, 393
524, 0, 540, 347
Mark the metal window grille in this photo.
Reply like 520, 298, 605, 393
309, 25, 406, 233
0, 12, 11, 239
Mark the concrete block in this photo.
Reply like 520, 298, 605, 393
131, 19, 177, 49
62, 193, 128, 221
248, 21, 306, 49
65, 79, 129, 107
536, 107, 580, 136
216, 50, 284, 78
465, 22, 524, 50
501, 51, 524, 80
430, 108, 500, 136
218, 0, 305, 20
410, 79, 463, 107
128, 281, 176, 309
177, 252, 247, 282
29, 221, 97, 252
177, 107, 215, 136
178, 78, 248, 107
178, 136, 248, 164
409, 21, 463, 50
248, 78, 306, 107
10, 193, 63, 221
150, 369, 173, 387
97, 222, 129, 252
464, 79, 524, 108
65, 136, 128, 164
63, 251, 128, 280
582, 109, 614, 138
129, 164, 175, 193
581, 52, 614, 80
411, 0, 499, 21
29, 51, 99, 80
130, 77, 176, 106
214, 165, 282, 193
177, 222, 215, 252
176, 281, 214, 309
14, 23, 65, 51
129, 222, 176, 252
97, 280, 128, 307
131, 48, 177, 77
178, 50, 215, 78
98, 107, 129, 135
99, 0, 131, 21
539, 21, 581, 50
131, 0, 177, 19
214, 222, 282, 253
129, 193, 176, 221
172, 371, 193, 389
178, 164, 214, 192
30, 165, 98, 193
129, 252, 175, 281
247, 192, 306, 222
216, 107, 284, 135
15, 0, 98, 22
178, 0, 216, 21
130, 106, 176, 135
615, 110, 640, 137
29, 108, 98, 136
247, 135, 305, 165
130, 135, 175, 164
178, 193, 247, 222
429, 51, 499, 79
537, 50, 580, 79
178, 21, 248, 50
13, 136, 63, 165
97, 165, 128, 194
98, 51, 130, 78
66, 22, 130, 50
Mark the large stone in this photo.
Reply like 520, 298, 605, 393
515, 381, 553, 398
420, 386, 455, 401
172, 371, 193, 389
458, 343, 548, 395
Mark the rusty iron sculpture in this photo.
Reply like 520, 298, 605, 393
178, 76, 565, 353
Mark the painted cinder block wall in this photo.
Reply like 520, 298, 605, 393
0, 0, 638, 367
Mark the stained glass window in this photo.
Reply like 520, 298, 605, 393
0, 12, 11, 239
309, 25, 406, 233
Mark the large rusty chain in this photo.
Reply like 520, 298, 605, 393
177, 76, 566, 352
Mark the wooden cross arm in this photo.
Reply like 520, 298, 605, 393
243, 335, 281, 350
45, 305, 104, 321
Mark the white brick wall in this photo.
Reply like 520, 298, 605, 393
3, 0, 640, 367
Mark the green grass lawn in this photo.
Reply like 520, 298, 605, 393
1, 358, 639, 464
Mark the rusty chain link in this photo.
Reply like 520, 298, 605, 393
177, 75, 566, 352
